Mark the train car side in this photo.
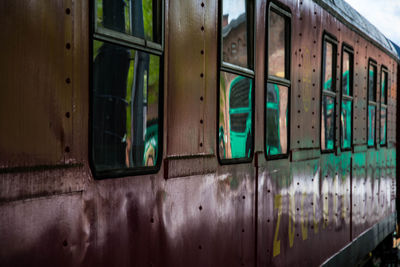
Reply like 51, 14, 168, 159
0, 0, 398, 267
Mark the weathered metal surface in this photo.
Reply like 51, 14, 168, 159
0, 0, 74, 168
0, 0, 398, 267
166, 0, 217, 157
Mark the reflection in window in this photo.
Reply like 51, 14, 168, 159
341, 99, 352, 149
367, 61, 377, 147
219, 72, 252, 159
96, 0, 160, 43
219, 0, 253, 161
380, 69, 388, 145
322, 96, 335, 150
268, 11, 286, 78
321, 37, 336, 151
266, 83, 288, 156
341, 49, 353, 150
265, 4, 290, 158
93, 41, 160, 171
381, 70, 387, 103
367, 105, 376, 146
222, 0, 249, 68
323, 42, 333, 91
380, 108, 387, 145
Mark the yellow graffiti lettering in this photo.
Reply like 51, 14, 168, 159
341, 194, 346, 219
313, 193, 319, 234
273, 195, 282, 257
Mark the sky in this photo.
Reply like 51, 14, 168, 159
223, 0, 245, 23
345, 0, 400, 45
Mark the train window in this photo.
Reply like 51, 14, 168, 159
95, 0, 162, 44
321, 35, 337, 152
367, 60, 377, 147
218, 0, 254, 162
380, 67, 388, 146
340, 47, 353, 150
265, 3, 291, 158
91, 0, 164, 178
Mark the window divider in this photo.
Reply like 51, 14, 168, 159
221, 62, 255, 78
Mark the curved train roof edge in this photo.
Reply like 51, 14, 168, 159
313, 0, 400, 61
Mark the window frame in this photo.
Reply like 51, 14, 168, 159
339, 44, 354, 151
320, 33, 338, 153
367, 59, 377, 148
217, 0, 255, 165
90, 0, 165, 179
93, 0, 164, 55
264, 2, 291, 160
380, 65, 388, 147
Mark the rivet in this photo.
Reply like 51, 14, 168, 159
201, 2, 204, 7
200, 73, 204, 78
65, 8, 71, 15
65, 146, 70, 153
66, 77, 71, 84
200, 119, 203, 124
199, 205, 202, 211
201, 26, 204, 31
65, 112, 70, 118
66, 43, 71, 49
63, 240, 68, 247
200, 96, 204, 101
199, 142, 203, 147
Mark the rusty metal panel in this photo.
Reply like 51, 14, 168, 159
0, 193, 85, 267
291, 0, 321, 150
71, 0, 90, 163
166, 0, 217, 157
0, 0, 74, 168
353, 36, 368, 145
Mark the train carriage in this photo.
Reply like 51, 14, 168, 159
0, 0, 399, 266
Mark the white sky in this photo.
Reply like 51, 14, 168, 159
345, 0, 400, 45
223, 0, 245, 23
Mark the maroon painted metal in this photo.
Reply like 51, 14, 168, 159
0, 0, 398, 266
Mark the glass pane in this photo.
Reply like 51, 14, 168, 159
92, 40, 160, 171
368, 64, 376, 101
381, 71, 387, 104
268, 11, 286, 78
322, 42, 334, 91
341, 99, 352, 149
266, 83, 288, 156
321, 95, 335, 150
380, 107, 387, 145
222, 0, 249, 68
367, 104, 376, 146
219, 71, 252, 159
96, 0, 160, 43
342, 51, 351, 96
